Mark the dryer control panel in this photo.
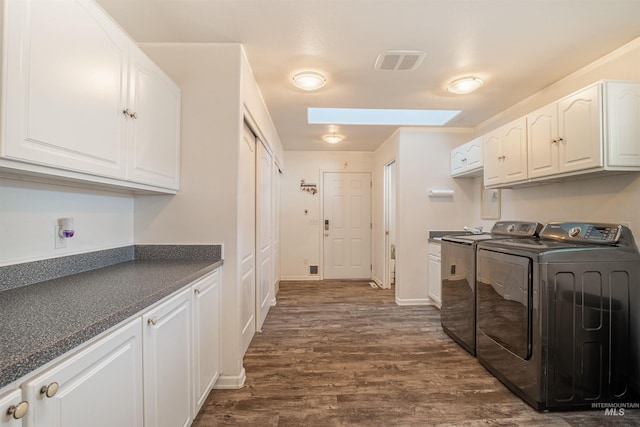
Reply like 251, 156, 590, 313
541, 222, 623, 244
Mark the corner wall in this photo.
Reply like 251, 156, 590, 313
393, 128, 474, 304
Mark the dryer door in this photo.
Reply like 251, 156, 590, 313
477, 249, 532, 360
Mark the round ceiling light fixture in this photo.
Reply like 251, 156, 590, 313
447, 76, 483, 94
292, 71, 326, 91
322, 133, 344, 144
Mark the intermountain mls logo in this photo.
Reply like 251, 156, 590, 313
592, 402, 640, 416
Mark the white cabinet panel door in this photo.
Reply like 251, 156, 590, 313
528, 103, 559, 178
482, 130, 502, 187
126, 45, 181, 190
24, 319, 143, 427
606, 82, 640, 167
501, 117, 528, 183
558, 84, 602, 173
143, 289, 192, 427
464, 138, 483, 170
3, 0, 128, 178
323, 172, 371, 279
192, 270, 221, 417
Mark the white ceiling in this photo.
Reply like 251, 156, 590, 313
96, 0, 640, 151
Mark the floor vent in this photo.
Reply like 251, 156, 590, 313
374, 50, 426, 71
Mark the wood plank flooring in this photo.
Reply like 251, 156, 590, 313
193, 280, 640, 426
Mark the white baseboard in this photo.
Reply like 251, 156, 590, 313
213, 368, 246, 389
395, 296, 432, 306
280, 275, 321, 281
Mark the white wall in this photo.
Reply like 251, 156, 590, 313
393, 128, 474, 304
0, 177, 133, 266
280, 151, 373, 280
371, 131, 399, 286
135, 43, 246, 383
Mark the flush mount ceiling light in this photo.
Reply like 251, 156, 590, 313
322, 133, 344, 144
447, 76, 483, 94
292, 71, 326, 91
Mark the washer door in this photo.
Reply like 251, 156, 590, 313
477, 249, 532, 360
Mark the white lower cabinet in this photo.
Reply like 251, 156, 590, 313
428, 243, 441, 308
23, 318, 143, 427
143, 288, 193, 427
1, 268, 222, 427
0, 389, 27, 427
192, 270, 221, 417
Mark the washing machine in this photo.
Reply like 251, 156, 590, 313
475, 222, 640, 410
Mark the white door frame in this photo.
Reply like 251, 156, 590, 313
320, 170, 372, 280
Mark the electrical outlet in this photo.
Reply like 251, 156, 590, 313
54, 225, 67, 249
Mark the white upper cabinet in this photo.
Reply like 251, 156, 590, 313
528, 81, 640, 182
483, 117, 528, 187
2, 0, 129, 179
1, 0, 181, 193
126, 45, 181, 190
451, 137, 483, 177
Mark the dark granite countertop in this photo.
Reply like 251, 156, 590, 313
0, 247, 222, 389
428, 230, 467, 243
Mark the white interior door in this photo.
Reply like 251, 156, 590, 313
239, 124, 256, 354
323, 172, 372, 279
384, 161, 397, 289
255, 140, 272, 332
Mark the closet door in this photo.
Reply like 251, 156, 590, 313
255, 140, 273, 332
239, 124, 256, 353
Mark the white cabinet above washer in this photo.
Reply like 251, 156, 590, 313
451, 137, 483, 177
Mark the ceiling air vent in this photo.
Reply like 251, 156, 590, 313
374, 50, 426, 71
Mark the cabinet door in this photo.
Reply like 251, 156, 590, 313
464, 138, 483, 170
428, 255, 441, 308
24, 319, 143, 427
450, 146, 467, 175
0, 389, 27, 427
143, 289, 192, 427
527, 103, 558, 178
501, 117, 528, 183
558, 84, 602, 173
606, 82, 640, 167
3, 0, 128, 178
482, 130, 503, 186
127, 45, 181, 190
192, 269, 221, 416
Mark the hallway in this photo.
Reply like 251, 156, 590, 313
193, 281, 639, 426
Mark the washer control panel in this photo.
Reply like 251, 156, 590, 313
491, 221, 543, 237
541, 222, 622, 244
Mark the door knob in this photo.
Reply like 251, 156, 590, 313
40, 382, 59, 398
7, 401, 29, 419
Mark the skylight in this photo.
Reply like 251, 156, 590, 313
307, 108, 461, 126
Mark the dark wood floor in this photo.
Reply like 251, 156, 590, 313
193, 281, 640, 426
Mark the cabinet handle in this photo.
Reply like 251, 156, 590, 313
462, 158, 467, 162
148, 316, 158, 326
122, 109, 139, 119
552, 138, 558, 143
7, 401, 29, 419
40, 382, 59, 398
194, 288, 201, 295
558, 137, 564, 143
